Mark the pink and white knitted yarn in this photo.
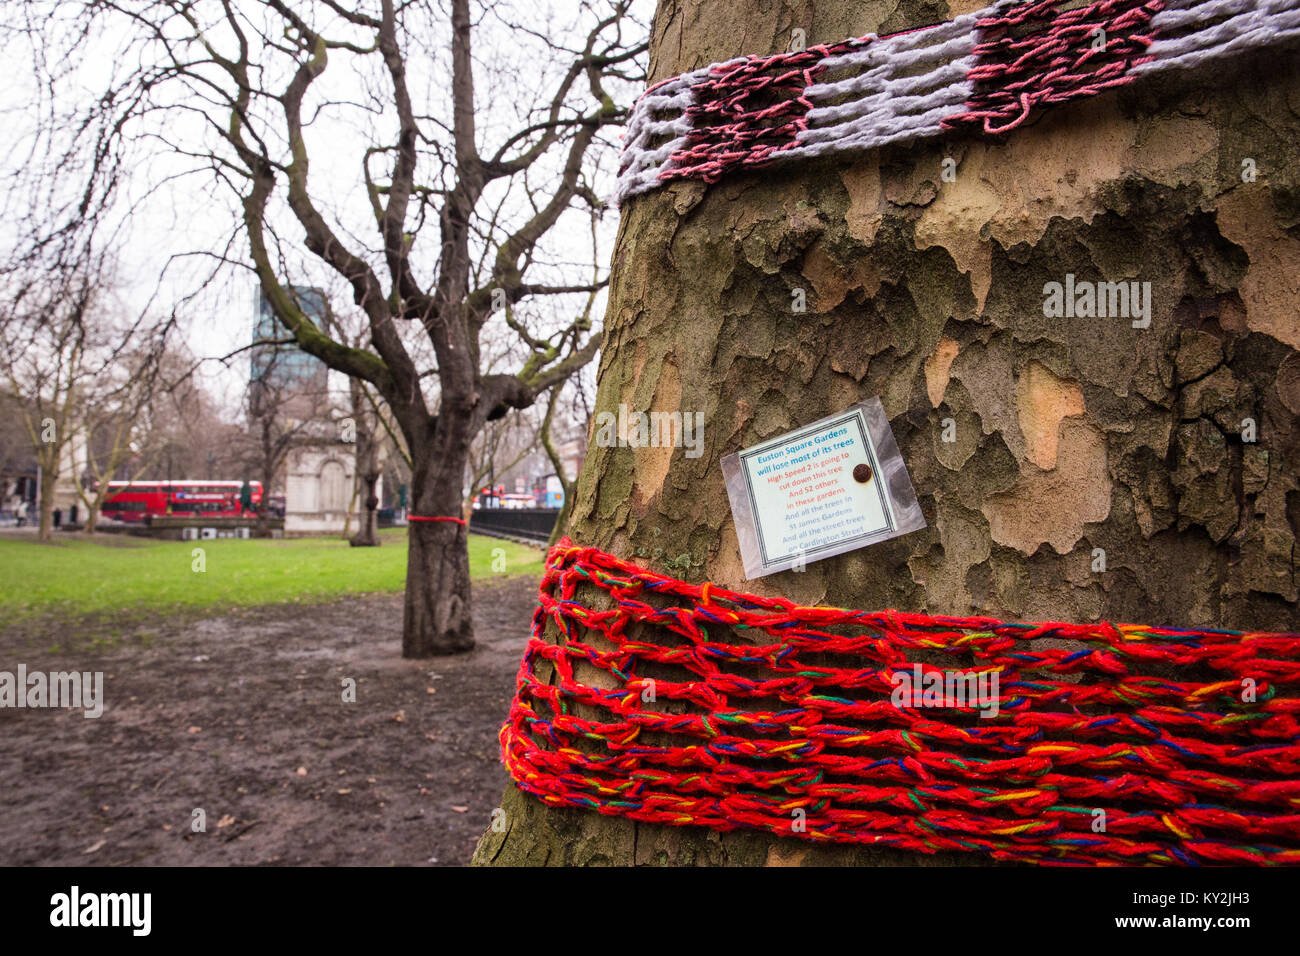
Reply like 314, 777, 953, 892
616, 0, 1300, 203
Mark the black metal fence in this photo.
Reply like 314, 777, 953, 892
468, 507, 559, 544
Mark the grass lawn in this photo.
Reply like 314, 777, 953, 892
0, 529, 543, 620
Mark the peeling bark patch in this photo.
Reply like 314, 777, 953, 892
950, 341, 1020, 450
1017, 361, 1085, 470
982, 420, 1112, 554
914, 167, 996, 313
1277, 354, 1300, 416
917, 97, 1218, 265
840, 161, 883, 245
632, 360, 684, 511
925, 336, 959, 408
802, 240, 853, 312
1215, 188, 1300, 351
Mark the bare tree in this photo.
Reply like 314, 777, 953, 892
73, 343, 171, 533
138, 358, 246, 485
0, 391, 35, 512
538, 382, 582, 546
463, 407, 540, 518
537, 223, 599, 543
0, 253, 173, 540
346, 372, 384, 547
13, 0, 646, 655
0, 285, 92, 541
346, 368, 413, 538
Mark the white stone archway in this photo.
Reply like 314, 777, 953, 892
284, 443, 360, 534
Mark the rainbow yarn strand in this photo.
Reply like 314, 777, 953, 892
502, 541, 1300, 866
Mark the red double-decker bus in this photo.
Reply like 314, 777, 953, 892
101, 480, 263, 522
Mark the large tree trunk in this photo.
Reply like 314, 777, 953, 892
402, 436, 475, 656
474, 0, 1300, 865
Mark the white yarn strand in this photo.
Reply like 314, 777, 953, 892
614, 0, 1300, 202
1134, 0, 1300, 73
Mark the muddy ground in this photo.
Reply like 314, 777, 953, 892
0, 577, 536, 866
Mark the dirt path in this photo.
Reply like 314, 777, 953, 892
0, 578, 536, 866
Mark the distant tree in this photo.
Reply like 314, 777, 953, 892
464, 409, 539, 518
346, 373, 384, 547
12, 0, 646, 654
139, 358, 245, 485
74, 345, 169, 533
0, 255, 173, 540
538, 383, 585, 547
537, 237, 599, 544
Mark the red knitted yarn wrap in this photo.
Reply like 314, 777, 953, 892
501, 541, 1300, 865
657, 44, 829, 187
621, 0, 1300, 202
629, 0, 1165, 195
944, 0, 1160, 134
407, 514, 467, 525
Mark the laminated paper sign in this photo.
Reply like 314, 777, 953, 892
721, 398, 926, 579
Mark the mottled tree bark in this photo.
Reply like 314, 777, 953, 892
474, 0, 1300, 865
403, 426, 475, 657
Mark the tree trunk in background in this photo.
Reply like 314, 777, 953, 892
402, 433, 475, 656
37, 464, 55, 542
348, 376, 382, 548
255, 458, 274, 539
349, 472, 381, 547
475, 0, 1300, 865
